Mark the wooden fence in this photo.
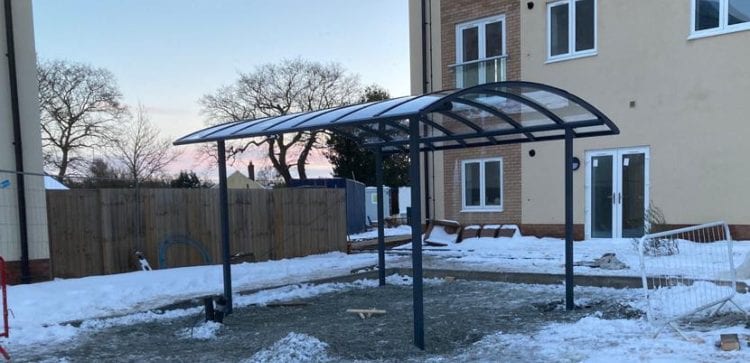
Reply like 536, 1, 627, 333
46, 188, 347, 278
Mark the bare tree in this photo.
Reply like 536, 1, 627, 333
255, 164, 284, 188
199, 58, 361, 183
38, 59, 127, 179
112, 104, 181, 183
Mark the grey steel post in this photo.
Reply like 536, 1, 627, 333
217, 141, 233, 314
409, 117, 425, 349
564, 128, 574, 310
375, 149, 386, 286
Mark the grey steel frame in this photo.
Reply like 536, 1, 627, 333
177, 81, 619, 350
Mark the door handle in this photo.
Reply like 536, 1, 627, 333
618, 192, 622, 204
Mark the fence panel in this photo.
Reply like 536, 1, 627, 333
48, 190, 104, 277
46, 188, 346, 278
638, 221, 744, 333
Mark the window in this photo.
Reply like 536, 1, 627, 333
461, 158, 503, 211
547, 0, 597, 62
692, 0, 750, 38
454, 15, 506, 88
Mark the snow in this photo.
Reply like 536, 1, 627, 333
397, 235, 750, 281
6, 252, 379, 349
348, 225, 411, 240
440, 317, 749, 362
6, 224, 750, 361
176, 321, 223, 340
736, 252, 750, 279
244, 332, 329, 363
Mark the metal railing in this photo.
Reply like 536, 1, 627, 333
449, 55, 507, 88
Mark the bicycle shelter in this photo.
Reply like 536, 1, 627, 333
174, 81, 619, 349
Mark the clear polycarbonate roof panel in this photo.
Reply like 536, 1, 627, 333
377, 91, 457, 119
205, 115, 294, 139
260, 109, 338, 134
174, 81, 618, 149
294, 102, 376, 128
491, 84, 599, 123
177, 122, 245, 143
334, 96, 417, 123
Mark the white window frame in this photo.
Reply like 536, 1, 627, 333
460, 157, 503, 212
546, 0, 598, 63
455, 14, 507, 88
690, 0, 750, 39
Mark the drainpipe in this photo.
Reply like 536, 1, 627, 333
4, 0, 31, 283
421, 0, 431, 220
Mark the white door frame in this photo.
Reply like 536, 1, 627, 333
584, 146, 650, 239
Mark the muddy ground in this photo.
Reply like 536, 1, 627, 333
16, 279, 644, 362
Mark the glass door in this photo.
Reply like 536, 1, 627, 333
619, 150, 647, 238
589, 152, 615, 238
585, 147, 649, 239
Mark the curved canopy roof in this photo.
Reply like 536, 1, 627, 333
174, 81, 619, 152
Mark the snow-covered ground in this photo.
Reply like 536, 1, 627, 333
5, 252, 380, 349
6, 226, 750, 361
348, 225, 411, 240
389, 228, 750, 280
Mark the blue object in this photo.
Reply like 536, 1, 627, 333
157, 235, 212, 268
288, 178, 366, 234
0, 179, 10, 189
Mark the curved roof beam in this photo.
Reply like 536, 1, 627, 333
494, 81, 620, 132
419, 115, 468, 147
449, 98, 537, 141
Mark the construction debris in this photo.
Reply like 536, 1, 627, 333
574, 253, 628, 270
424, 219, 460, 245
346, 308, 386, 319
135, 251, 152, 271
718, 334, 740, 351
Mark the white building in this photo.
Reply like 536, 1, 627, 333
1, 0, 50, 283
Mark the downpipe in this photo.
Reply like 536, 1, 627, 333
4, 0, 31, 283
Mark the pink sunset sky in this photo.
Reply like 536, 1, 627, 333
33, 0, 411, 180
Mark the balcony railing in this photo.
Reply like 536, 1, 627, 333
449, 55, 507, 88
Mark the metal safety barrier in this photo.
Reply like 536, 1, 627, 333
638, 221, 746, 337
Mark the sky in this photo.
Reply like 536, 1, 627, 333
32, 0, 411, 178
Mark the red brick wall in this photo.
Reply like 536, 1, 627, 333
520, 224, 585, 241
443, 145, 522, 224
518, 224, 750, 241
441, 0, 521, 88
440, 0, 522, 225
5, 259, 51, 285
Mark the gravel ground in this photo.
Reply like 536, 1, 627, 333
15, 279, 644, 362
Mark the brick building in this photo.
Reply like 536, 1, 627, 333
410, 0, 750, 240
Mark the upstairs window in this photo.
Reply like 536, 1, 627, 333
692, 0, 750, 37
547, 0, 597, 62
454, 15, 506, 88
